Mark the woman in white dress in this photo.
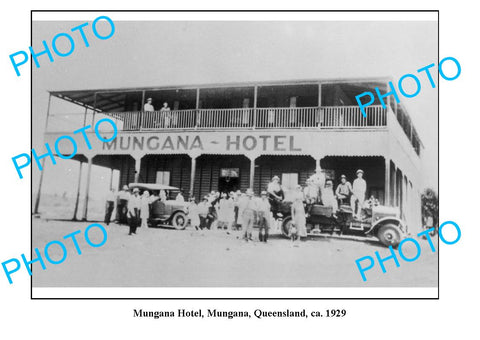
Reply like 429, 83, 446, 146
291, 186, 307, 239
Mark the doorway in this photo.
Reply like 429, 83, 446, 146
218, 168, 240, 193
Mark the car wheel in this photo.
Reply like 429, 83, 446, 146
377, 223, 402, 248
281, 217, 293, 238
171, 211, 187, 230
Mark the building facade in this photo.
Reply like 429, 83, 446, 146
38, 78, 424, 232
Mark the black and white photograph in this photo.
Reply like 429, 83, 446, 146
30, 12, 439, 296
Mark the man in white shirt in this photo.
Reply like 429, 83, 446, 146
351, 169, 367, 219
144, 98, 154, 112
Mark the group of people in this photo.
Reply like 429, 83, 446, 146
105, 185, 274, 241
104, 167, 376, 240
187, 189, 272, 242
144, 99, 179, 128
105, 185, 183, 236
267, 167, 376, 221
144, 98, 170, 113
298, 168, 370, 219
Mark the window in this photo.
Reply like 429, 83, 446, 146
156, 171, 170, 185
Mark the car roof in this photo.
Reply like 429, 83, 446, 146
128, 183, 179, 191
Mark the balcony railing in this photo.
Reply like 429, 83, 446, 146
92, 105, 387, 131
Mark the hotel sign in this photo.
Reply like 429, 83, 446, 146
100, 133, 303, 153
45, 129, 387, 158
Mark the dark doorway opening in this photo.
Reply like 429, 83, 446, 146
218, 177, 240, 193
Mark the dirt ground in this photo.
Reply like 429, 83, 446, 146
31, 218, 438, 288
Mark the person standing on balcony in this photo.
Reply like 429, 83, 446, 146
161, 102, 171, 128
144, 98, 154, 112
351, 169, 367, 219
142, 98, 155, 130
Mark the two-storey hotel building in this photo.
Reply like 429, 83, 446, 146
37, 78, 424, 232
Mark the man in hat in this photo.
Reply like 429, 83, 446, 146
308, 165, 326, 203
241, 188, 258, 241
351, 169, 367, 219
144, 98, 154, 112
257, 191, 272, 242
128, 188, 141, 235
335, 174, 353, 206
267, 175, 284, 217
117, 185, 130, 224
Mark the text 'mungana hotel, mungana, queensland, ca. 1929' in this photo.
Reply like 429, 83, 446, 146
38, 78, 424, 233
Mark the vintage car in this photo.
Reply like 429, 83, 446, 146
128, 183, 189, 229
276, 201, 408, 247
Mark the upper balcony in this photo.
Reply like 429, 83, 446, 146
99, 105, 387, 130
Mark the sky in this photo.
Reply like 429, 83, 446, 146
32, 19, 438, 208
